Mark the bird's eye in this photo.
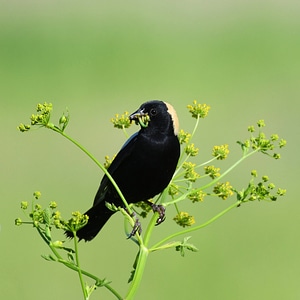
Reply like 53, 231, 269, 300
150, 108, 157, 116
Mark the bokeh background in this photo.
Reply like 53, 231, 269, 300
1, 1, 299, 299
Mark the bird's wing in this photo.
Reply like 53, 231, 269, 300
92, 132, 139, 206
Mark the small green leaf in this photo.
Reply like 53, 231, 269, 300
175, 237, 198, 257
43, 207, 52, 226
41, 254, 57, 262
67, 253, 75, 263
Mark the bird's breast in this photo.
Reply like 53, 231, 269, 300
115, 134, 180, 202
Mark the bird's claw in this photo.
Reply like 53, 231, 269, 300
127, 211, 142, 239
126, 204, 166, 238
151, 204, 166, 225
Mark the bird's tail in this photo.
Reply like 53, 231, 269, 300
65, 202, 115, 241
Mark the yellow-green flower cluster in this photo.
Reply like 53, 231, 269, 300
49, 201, 58, 209
279, 139, 287, 148
17, 102, 61, 132
178, 129, 191, 145
236, 171, 287, 203
104, 155, 116, 169
277, 188, 287, 196
53, 211, 63, 229
251, 170, 258, 177
204, 165, 220, 179
30, 102, 52, 126
21, 201, 28, 210
15, 191, 90, 238
64, 211, 89, 233
173, 212, 195, 227
248, 125, 255, 133
262, 175, 269, 182
36, 102, 53, 114
240, 120, 287, 158
270, 134, 279, 141
187, 100, 210, 119
188, 190, 206, 203
213, 182, 233, 200
16, 192, 61, 230
183, 162, 200, 182
257, 119, 266, 128
18, 123, 31, 132
185, 143, 199, 156
168, 183, 180, 197
15, 218, 22, 226
251, 132, 274, 152
111, 111, 131, 129
33, 191, 42, 199
212, 144, 229, 160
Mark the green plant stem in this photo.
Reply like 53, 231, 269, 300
143, 212, 159, 247
174, 115, 200, 172
122, 125, 129, 139
172, 154, 191, 178
196, 156, 218, 168
151, 200, 242, 251
49, 127, 141, 299
104, 285, 123, 300
57, 258, 122, 300
51, 126, 132, 214
174, 203, 180, 215
58, 259, 123, 300
125, 211, 159, 299
125, 245, 149, 300
73, 233, 88, 299
191, 115, 200, 138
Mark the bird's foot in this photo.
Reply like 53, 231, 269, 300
127, 211, 142, 239
151, 204, 166, 225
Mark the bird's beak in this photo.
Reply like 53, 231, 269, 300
129, 108, 150, 128
129, 108, 145, 121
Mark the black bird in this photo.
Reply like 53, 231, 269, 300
66, 100, 180, 241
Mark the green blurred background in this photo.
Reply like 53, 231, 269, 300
1, 1, 299, 299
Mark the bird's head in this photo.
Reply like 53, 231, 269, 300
129, 100, 179, 136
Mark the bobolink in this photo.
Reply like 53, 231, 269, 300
66, 100, 180, 241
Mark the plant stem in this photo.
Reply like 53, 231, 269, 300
49, 127, 138, 299
173, 115, 199, 172
151, 200, 242, 250
52, 127, 132, 214
122, 125, 129, 139
125, 210, 159, 299
125, 245, 149, 300
143, 212, 159, 247
56, 259, 123, 300
73, 233, 88, 299
190, 115, 200, 139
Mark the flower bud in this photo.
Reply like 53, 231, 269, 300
15, 218, 22, 226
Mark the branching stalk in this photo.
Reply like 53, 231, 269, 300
16, 101, 286, 300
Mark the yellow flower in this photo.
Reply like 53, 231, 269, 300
173, 212, 195, 227
187, 100, 210, 119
